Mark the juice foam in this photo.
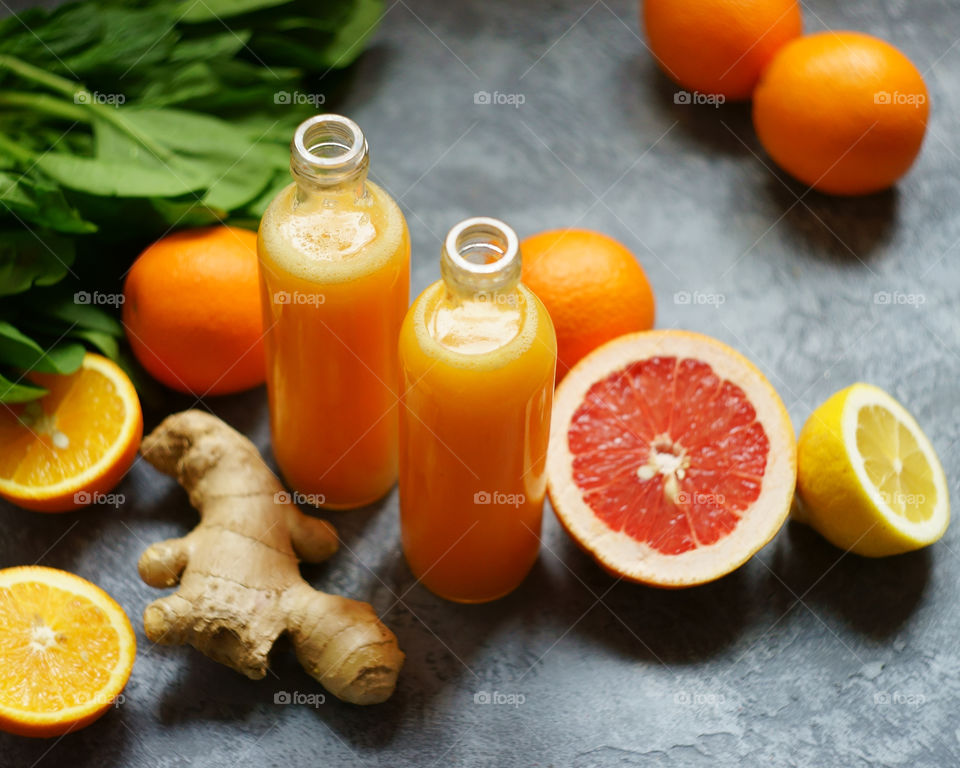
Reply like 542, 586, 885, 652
411, 282, 542, 369
259, 180, 406, 283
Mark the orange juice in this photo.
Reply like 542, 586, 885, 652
258, 115, 410, 508
398, 218, 557, 603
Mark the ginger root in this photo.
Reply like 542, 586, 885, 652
137, 410, 403, 705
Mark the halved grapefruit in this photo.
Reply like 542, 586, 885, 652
547, 330, 797, 587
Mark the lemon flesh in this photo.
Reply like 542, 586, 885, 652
796, 383, 949, 557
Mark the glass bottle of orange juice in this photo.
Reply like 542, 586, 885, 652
398, 217, 557, 603
258, 115, 410, 508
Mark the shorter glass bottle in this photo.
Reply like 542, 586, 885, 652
258, 115, 410, 508
398, 217, 557, 603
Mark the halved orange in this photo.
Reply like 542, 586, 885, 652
0, 566, 136, 737
548, 331, 797, 587
0, 353, 142, 512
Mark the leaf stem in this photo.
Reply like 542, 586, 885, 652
0, 55, 79, 97
0, 131, 35, 164
0, 54, 172, 161
0, 91, 89, 122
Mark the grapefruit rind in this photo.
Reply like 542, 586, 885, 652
547, 330, 797, 587
0, 566, 136, 737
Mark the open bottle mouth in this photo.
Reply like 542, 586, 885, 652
442, 217, 521, 296
291, 114, 369, 186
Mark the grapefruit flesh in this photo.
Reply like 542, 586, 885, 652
548, 331, 796, 587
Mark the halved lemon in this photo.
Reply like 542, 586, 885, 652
0, 566, 136, 737
0, 353, 142, 512
796, 383, 949, 556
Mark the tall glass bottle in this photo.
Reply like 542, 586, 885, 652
258, 115, 410, 508
398, 217, 557, 603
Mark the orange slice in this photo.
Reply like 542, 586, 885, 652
0, 566, 136, 737
0, 353, 142, 512
547, 331, 797, 587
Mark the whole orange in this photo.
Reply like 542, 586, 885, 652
643, 0, 802, 100
123, 226, 265, 396
753, 32, 929, 195
521, 229, 655, 380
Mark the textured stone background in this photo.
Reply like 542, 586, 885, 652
2, 0, 960, 765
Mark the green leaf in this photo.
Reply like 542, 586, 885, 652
170, 31, 251, 63
0, 371, 47, 404
0, 171, 97, 234
69, 328, 119, 359
38, 296, 123, 337
39, 341, 86, 373
0, 229, 75, 296
149, 196, 226, 229
203, 157, 276, 211
0, 321, 47, 367
178, 0, 294, 23
95, 109, 287, 211
62, 8, 179, 76
136, 62, 224, 107
12, 314, 120, 360
115, 107, 258, 156
0, 321, 85, 373
238, 167, 290, 218
317, 0, 386, 67
36, 152, 209, 198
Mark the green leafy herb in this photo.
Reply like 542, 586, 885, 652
0, 0, 384, 402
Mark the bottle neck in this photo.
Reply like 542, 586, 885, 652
291, 114, 370, 202
440, 217, 522, 302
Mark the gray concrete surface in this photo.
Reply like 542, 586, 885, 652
2, 0, 960, 765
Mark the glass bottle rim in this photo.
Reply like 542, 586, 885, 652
291, 114, 368, 184
443, 216, 520, 280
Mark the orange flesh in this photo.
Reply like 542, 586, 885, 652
0, 368, 126, 487
568, 357, 770, 555
0, 581, 121, 713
